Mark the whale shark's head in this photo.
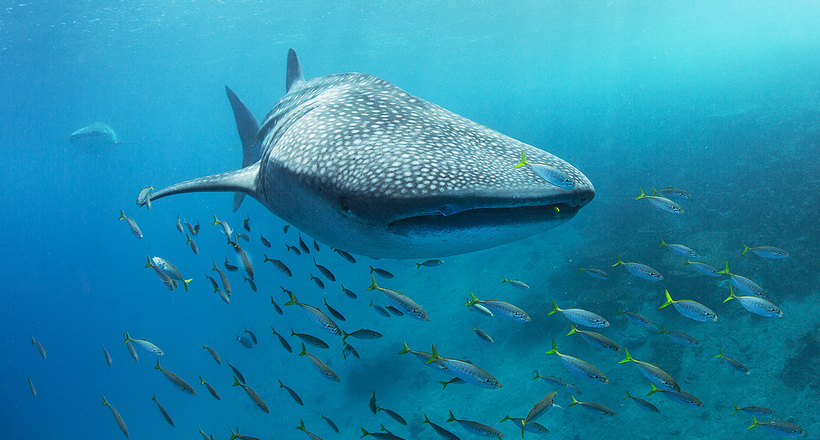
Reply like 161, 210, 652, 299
150, 50, 594, 259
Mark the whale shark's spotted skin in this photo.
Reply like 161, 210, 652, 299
150, 50, 595, 259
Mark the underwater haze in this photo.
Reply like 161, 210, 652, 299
2, 1, 819, 439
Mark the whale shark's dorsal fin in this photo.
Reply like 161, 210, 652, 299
225, 86, 261, 212
150, 162, 260, 202
286, 48, 305, 93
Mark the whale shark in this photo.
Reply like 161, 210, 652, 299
149, 49, 595, 259
70, 122, 127, 155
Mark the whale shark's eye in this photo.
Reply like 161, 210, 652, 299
340, 198, 350, 213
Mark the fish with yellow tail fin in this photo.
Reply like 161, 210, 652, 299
284, 291, 341, 335
741, 243, 788, 259
118, 209, 143, 239
747, 417, 806, 436
545, 340, 609, 384
515, 151, 574, 189
724, 286, 783, 318
232, 376, 269, 413
635, 187, 684, 214
123, 332, 164, 356
619, 348, 680, 391
150, 256, 192, 291
717, 262, 769, 299
299, 343, 340, 382
102, 395, 129, 438
367, 275, 429, 321
296, 419, 325, 439
549, 301, 608, 327
426, 344, 501, 389
466, 292, 530, 322
568, 396, 616, 416
715, 349, 750, 374
660, 289, 717, 322
155, 360, 196, 394
446, 410, 503, 439
612, 255, 663, 281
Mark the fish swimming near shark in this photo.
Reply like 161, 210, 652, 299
70, 122, 130, 156
148, 49, 594, 258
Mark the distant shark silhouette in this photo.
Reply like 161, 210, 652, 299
70, 122, 131, 156
149, 49, 595, 259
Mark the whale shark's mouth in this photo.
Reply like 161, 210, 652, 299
388, 202, 580, 235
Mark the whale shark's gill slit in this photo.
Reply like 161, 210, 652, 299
389, 204, 579, 235
150, 163, 260, 202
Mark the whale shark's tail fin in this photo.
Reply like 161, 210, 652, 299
286, 49, 305, 93
150, 162, 260, 203
225, 86, 261, 212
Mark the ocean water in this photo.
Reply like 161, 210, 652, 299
1, 1, 819, 439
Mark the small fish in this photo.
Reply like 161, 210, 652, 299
378, 405, 408, 425
136, 186, 153, 207
568, 396, 616, 416
236, 334, 253, 349
232, 376, 269, 413
313, 258, 336, 282
227, 361, 245, 384
150, 256, 193, 291
724, 286, 783, 318
271, 326, 293, 353
742, 243, 788, 259
660, 290, 717, 322
369, 265, 394, 279
549, 301, 609, 327
524, 391, 557, 430
125, 341, 138, 362
647, 383, 703, 407
659, 239, 699, 259
200, 377, 221, 400
501, 276, 530, 289
614, 308, 653, 327
271, 297, 284, 315
260, 234, 271, 247
102, 345, 113, 366
323, 298, 346, 321
682, 258, 720, 277
426, 345, 501, 389
635, 187, 684, 214
230, 241, 254, 279
416, 259, 444, 269
718, 262, 769, 299
243, 216, 251, 232
217, 288, 230, 304
545, 340, 609, 384
212, 263, 231, 295
192, 222, 200, 235
151, 394, 174, 427
515, 151, 574, 189
466, 292, 530, 322
279, 380, 304, 405
748, 416, 806, 436
612, 255, 663, 281
205, 275, 219, 292
291, 329, 330, 349
299, 343, 340, 382
313, 239, 321, 251
566, 323, 621, 352
224, 257, 239, 272
334, 248, 357, 263
367, 275, 429, 320
213, 214, 233, 237
295, 420, 323, 440
342, 328, 383, 343
197, 426, 210, 440
533, 370, 582, 394
342, 342, 360, 360
474, 328, 494, 343
244, 328, 258, 344
283, 224, 291, 234
446, 410, 504, 439
657, 325, 701, 347
146, 257, 176, 290
203, 344, 221, 364
619, 348, 680, 391
185, 221, 196, 235
310, 273, 326, 290
28, 377, 36, 397
262, 255, 292, 277
732, 404, 775, 416
715, 349, 750, 374
242, 276, 257, 292
31, 336, 46, 359
341, 284, 358, 299
398, 341, 448, 372
175, 215, 183, 233
439, 377, 466, 390
423, 413, 462, 439
118, 209, 143, 239
500, 415, 549, 434
286, 244, 302, 255
102, 395, 129, 438
360, 426, 402, 440
370, 300, 391, 318
186, 233, 199, 254
284, 291, 341, 335
322, 415, 340, 433
155, 360, 196, 394
652, 186, 691, 200
623, 390, 660, 413
370, 391, 379, 414
123, 332, 164, 356
385, 306, 403, 318
470, 303, 494, 317
298, 234, 311, 254
577, 265, 609, 280
230, 427, 261, 440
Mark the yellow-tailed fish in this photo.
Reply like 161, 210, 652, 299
474, 327, 494, 343
175, 215, 183, 233
151, 394, 174, 427
102, 395, 129, 438
724, 286, 783, 317
232, 376, 269, 412
186, 233, 199, 254
715, 349, 750, 374
614, 308, 653, 327
682, 258, 720, 277
566, 323, 621, 352
291, 328, 330, 349
103, 345, 113, 366
635, 187, 684, 214
212, 262, 231, 295
279, 380, 304, 405
748, 416, 806, 436
31, 336, 46, 359
200, 376, 221, 400
549, 300, 609, 327
741, 243, 788, 259
284, 291, 341, 335
367, 275, 429, 321
612, 255, 663, 281
659, 238, 699, 258
125, 341, 138, 362
212, 214, 233, 237
263, 254, 292, 276
466, 292, 530, 322
717, 262, 769, 299
118, 209, 143, 239
424, 413, 463, 438
446, 410, 503, 439
533, 370, 582, 394
426, 344, 501, 389
623, 390, 660, 413
659, 290, 717, 322
657, 325, 701, 347
28, 377, 36, 397
568, 396, 616, 416
619, 348, 680, 391
577, 265, 609, 279
313, 258, 336, 282
298, 343, 340, 382
545, 340, 609, 384
150, 256, 192, 291
369, 265, 393, 279
203, 344, 221, 364
515, 151, 574, 189
647, 383, 703, 407
136, 185, 153, 207
295, 419, 324, 440
500, 415, 549, 435
333, 248, 357, 263
146, 256, 175, 290
155, 360, 196, 394
398, 341, 448, 372
501, 276, 530, 289
123, 332, 164, 356
271, 326, 293, 353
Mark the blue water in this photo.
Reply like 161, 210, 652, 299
2, 1, 819, 439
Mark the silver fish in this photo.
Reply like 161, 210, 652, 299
446, 410, 504, 438
614, 308, 653, 327
659, 239, 699, 258
569, 396, 616, 416
212, 214, 233, 237
718, 262, 768, 299
613, 255, 663, 281
102, 395, 129, 438
298, 343, 340, 382
502, 276, 530, 289
742, 243, 788, 259
577, 265, 609, 279
284, 291, 341, 335
118, 209, 143, 239
623, 390, 660, 413
657, 325, 701, 347
155, 360, 196, 395
652, 186, 691, 200
619, 348, 680, 392
549, 301, 609, 327
367, 275, 429, 321
636, 187, 684, 214
682, 258, 720, 277
545, 340, 609, 384
748, 417, 806, 436
232, 376, 269, 412
136, 186, 153, 207
151, 256, 192, 291
724, 286, 783, 317
660, 290, 717, 322
515, 151, 574, 189
715, 350, 750, 374
427, 345, 501, 389
647, 383, 703, 407
566, 323, 621, 352
466, 292, 529, 322
123, 332, 164, 356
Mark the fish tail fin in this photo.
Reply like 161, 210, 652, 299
514, 151, 529, 168
652, 186, 659, 195
213, 214, 220, 225
118, 209, 126, 220
566, 323, 578, 336
748, 416, 760, 430
501, 276, 508, 284
123, 332, 131, 343
151, 393, 157, 402
342, 331, 350, 344
732, 403, 741, 416
724, 286, 737, 303
366, 274, 378, 291
612, 255, 624, 267
186, 233, 192, 244
439, 380, 449, 390
657, 325, 666, 335
659, 238, 667, 248
659, 290, 674, 309
446, 410, 456, 422
741, 243, 751, 255
183, 278, 192, 292
623, 391, 632, 399
635, 187, 646, 200
415, 262, 422, 269
717, 261, 730, 275
465, 291, 480, 307
278, 380, 284, 388
548, 300, 560, 315
577, 265, 586, 274
647, 383, 659, 396
615, 308, 623, 316
545, 340, 558, 355
424, 344, 442, 364
423, 414, 431, 424
263, 254, 272, 263
359, 428, 370, 438
397, 341, 411, 355
568, 396, 579, 407
232, 376, 241, 387
714, 349, 724, 359
155, 359, 161, 370
619, 348, 633, 364
145, 256, 153, 268
199, 376, 205, 385
298, 343, 307, 356
102, 395, 109, 406
295, 419, 306, 432
532, 370, 542, 379
683, 258, 691, 266
284, 291, 298, 306
499, 415, 511, 423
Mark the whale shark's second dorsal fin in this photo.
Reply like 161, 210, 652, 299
225, 86, 261, 212
286, 49, 305, 93
150, 162, 260, 203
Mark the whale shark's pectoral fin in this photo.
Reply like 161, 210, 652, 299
285, 48, 305, 93
150, 162, 260, 203
225, 86, 261, 212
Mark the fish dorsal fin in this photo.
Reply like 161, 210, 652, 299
225, 86, 262, 212
286, 49, 306, 93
